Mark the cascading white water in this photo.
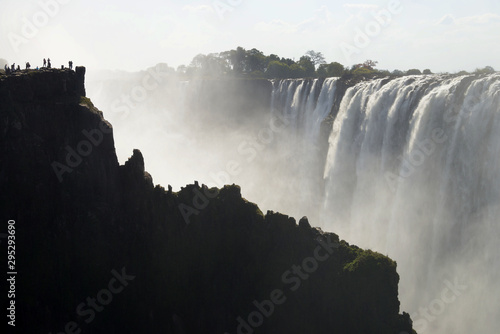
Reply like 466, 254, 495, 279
269, 78, 339, 221
305, 78, 338, 141
271, 77, 338, 141
323, 74, 500, 334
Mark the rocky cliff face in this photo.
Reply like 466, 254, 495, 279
0, 69, 414, 334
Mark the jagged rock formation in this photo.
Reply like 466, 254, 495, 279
0, 69, 414, 334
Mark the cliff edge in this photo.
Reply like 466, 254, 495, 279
0, 68, 415, 334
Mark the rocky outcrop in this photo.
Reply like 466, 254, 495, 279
0, 69, 415, 334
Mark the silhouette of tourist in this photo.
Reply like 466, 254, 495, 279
43, 58, 46, 67
25, 62, 31, 70
17, 65, 20, 71
47, 58, 51, 69
11, 63, 15, 71
69, 61, 73, 70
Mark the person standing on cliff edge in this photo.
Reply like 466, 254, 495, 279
69, 61, 73, 70
43, 58, 46, 67
47, 58, 51, 69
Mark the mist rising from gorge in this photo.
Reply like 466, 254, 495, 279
86, 67, 500, 334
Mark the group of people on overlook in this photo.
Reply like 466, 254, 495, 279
3, 59, 74, 75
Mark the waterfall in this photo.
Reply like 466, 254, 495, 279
268, 77, 339, 222
323, 73, 500, 334
88, 71, 500, 333
271, 77, 338, 142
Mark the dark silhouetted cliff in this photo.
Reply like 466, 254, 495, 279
0, 68, 415, 334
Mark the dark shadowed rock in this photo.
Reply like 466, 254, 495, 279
0, 69, 415, 334
299, 216, 311, 228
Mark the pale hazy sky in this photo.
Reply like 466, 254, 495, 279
1, 0, 499, 73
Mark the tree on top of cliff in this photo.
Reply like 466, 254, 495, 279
180, 46, 347, 79
317, 62, 345, 77
406, 69, 422, 75
245, 48, 267, 74
305, 50, 326, 67
475, 66, 495, 74
353, 60, 378, 71
298, 56, 316, 77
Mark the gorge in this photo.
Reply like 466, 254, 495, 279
87, 68, 500, 334
1, 66, 499, 333
0, 68, 415, 333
